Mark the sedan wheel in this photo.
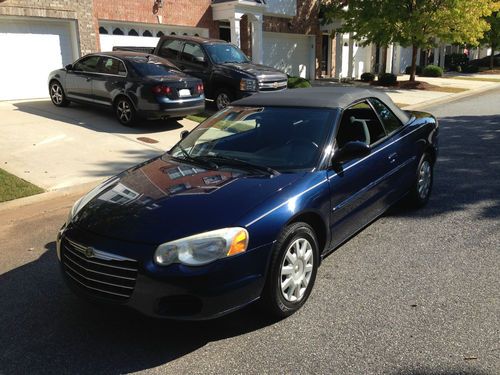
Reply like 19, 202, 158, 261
260, 222, 319, 318
49, 82, 69, 107
407, 154, 433, 208
115, 98, 136, 126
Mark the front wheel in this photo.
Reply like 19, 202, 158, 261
260, 222, 319, 318
214, 88, 233, 110
49, 81, 70, 107
407, 154, 434, 208
115, 97, 136, 126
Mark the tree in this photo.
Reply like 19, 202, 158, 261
481, 12, 500, 69
321, 0, 499, 81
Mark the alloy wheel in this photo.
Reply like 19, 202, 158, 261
50, 83, 63, 105
417, 160, 432, 200
280, 238, 314, 302
216, 92, 230, 110
117, 100, 132, 123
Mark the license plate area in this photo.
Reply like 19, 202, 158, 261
178, 89, 191, 98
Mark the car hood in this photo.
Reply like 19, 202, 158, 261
72, 156, 301, 245
221, 62, 287, 82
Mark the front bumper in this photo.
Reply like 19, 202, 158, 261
57, 226, 271, 320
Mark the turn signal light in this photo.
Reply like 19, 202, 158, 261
152, 85, 172, 95
227, 229, 248, 256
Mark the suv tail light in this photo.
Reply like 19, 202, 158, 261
152, 85, 172, 96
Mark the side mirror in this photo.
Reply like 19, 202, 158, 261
180, 130, 189, 140
332, 141, 370, 164
65, 64, 73, 71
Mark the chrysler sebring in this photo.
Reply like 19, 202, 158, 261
56, 87, 438, 319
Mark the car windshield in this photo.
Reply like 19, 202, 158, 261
205, 43, 249, 64
167, 107, 334, 173
129, 57, 179, 76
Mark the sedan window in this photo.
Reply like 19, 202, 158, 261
129, 57, 180, 77
100, 57, 126, 76
369, 98, 403, 134
73, 56, 101, 73
336, 101, 386, 148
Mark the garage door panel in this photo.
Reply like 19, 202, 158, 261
0, 18, 74, 100
263, 33, 312, 79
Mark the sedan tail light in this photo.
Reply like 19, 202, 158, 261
152, 85, 172, 96
195, 83, 204, 95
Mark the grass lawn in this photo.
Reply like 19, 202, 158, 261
0, 168, 44, 203
186, 111, 214, 123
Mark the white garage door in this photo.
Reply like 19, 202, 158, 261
0, 17, 76, 100
263, 32, 314, 79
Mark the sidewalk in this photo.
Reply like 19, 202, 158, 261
313, 74, 500, 109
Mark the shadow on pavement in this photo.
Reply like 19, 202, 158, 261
12, 100, 184, 134
388, 114, 500, 220
0, 241, 276, 374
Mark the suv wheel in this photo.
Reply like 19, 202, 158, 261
215, 88, 233, 110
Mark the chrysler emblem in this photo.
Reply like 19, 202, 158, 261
84, 247, 95, 258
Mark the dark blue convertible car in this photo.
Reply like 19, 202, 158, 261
56, 87, 438, 319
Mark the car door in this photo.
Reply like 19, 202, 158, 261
327, 100, 397, 248
65, 55, 101, 102
178, 42, 212, 94
92, 56, 128, 106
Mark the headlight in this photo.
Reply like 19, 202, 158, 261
154, 227, 249, 266
240, 78, 257, 92
67, 197, 83, 223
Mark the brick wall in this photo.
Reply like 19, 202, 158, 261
93, 0, 218, 41
0, 0, 97, 55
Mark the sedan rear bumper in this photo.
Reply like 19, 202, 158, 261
138, 97, 205, 120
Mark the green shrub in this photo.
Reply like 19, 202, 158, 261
422, 65, 443, 77
287, 76, 312, 89
378, 73, 398, 86
405, 65, 423, 75
463, 65, 479, 73
360, 72, 375, 82
445, 53, 469, 70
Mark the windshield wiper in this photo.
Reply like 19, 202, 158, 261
200, 155, 279, 176
171, 145, 218, 170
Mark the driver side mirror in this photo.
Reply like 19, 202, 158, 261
65, 64, 73, 71
180, 130, 189, 140
332, 141, 371, 164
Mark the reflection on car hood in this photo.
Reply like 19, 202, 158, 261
222, 62, 288, 81
72, 156, 301, 245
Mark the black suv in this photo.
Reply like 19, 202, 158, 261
153, 35, 288, 109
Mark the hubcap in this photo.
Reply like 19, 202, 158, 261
117, 100, 131, 123
417, 160, 432, 200
280, 238, 314, 303
216, 93, 230, 110
50, 84, 63, 105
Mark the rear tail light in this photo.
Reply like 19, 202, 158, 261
195, 83, 204, 94
152, 85, 172, 96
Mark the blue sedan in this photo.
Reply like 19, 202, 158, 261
56, 87, 438, 319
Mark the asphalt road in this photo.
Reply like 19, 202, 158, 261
1, 89, 499, 375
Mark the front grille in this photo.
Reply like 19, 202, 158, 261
61, 237, 138, 302
258, 80, 288, 92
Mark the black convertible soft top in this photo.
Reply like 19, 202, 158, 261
233, 86, 410, 124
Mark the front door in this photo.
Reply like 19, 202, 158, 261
66, 55, 101, 102
178, 42, 212, 94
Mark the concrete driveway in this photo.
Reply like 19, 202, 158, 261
0, 99, 199, 190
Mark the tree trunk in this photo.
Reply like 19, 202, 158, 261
410, 44, 418, 82
490, 44, 496, 70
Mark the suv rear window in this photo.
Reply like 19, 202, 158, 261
158, 39, 183, 59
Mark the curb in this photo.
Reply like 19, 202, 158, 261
0, 180, 101, 212
401, 83, 500, 110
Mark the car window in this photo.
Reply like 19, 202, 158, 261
169, 107, 334, 172
73, 56, 101, 73
180, 42, 206, 65
100, 57, 127, 76
158, 39, 183, 59
369, 98, 403, 134
204, 43, 249, 64
336, 101, 387, 148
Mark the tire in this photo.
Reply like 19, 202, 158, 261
115, 97, 136, 126
214, 88, 233, 110
260, 222, 319, 318
407, 153, 434, 208
49, 81, 70, 107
